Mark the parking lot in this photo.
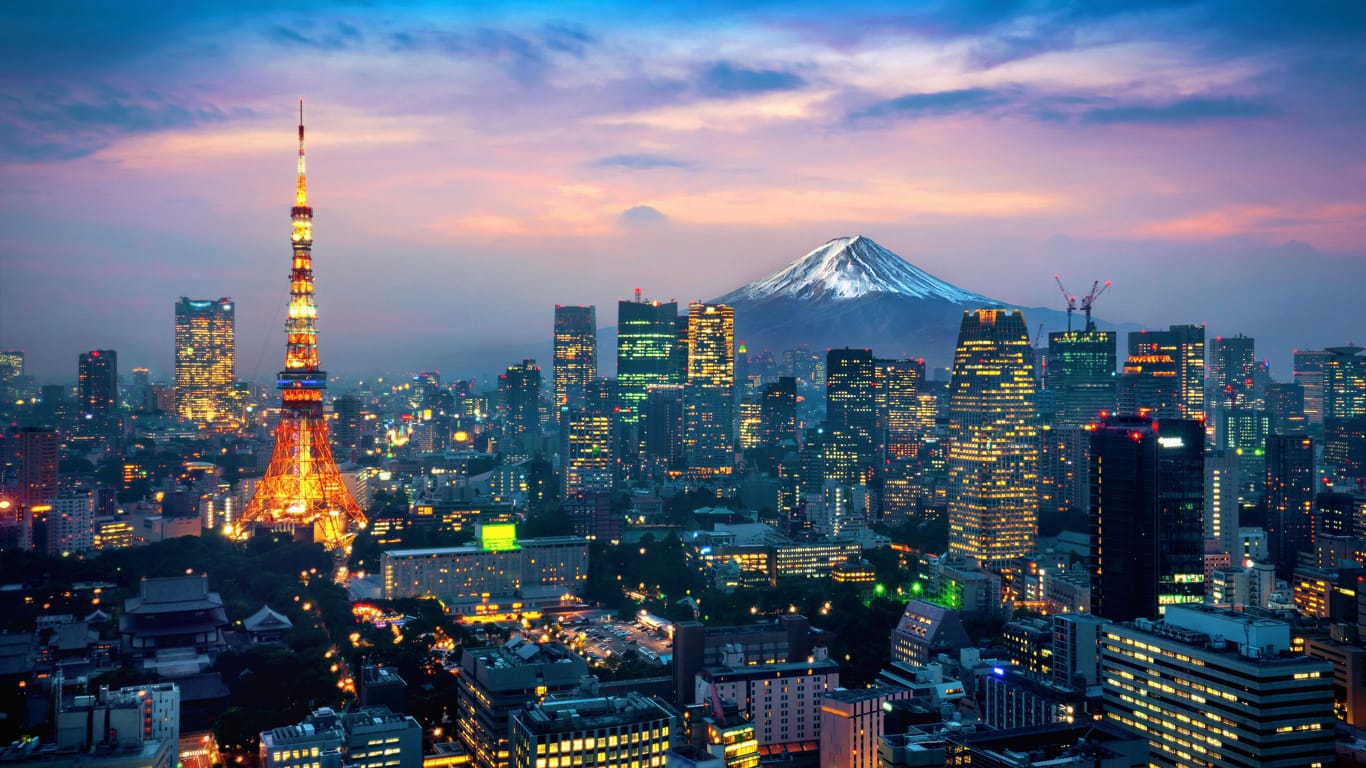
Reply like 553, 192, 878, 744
555, 615, 673, 668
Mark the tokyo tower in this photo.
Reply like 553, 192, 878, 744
236, 102, 367, 553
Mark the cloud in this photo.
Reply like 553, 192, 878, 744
699, 61, 807, 96
0, 89, 253, 162
541, 22, 595, 57
850, 88, 1011, 122
619, 205, 670, 225
592, 154, 691, 170
1080, 96, 1277, 125
266, 22, 363, 50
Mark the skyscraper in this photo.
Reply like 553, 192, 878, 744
15, 426, 59, 506
561, 410, 612, 498
1088, 415, 1204, 621
881, 359, 927, 461
175, 297, 237, 428
824, 348, 876, 485
1117, 350, 1179, 418
1209, 334, 1255, 408
499, 360, 540, 461
640, 384, 685, 479
1046, 329, 1116, 426
1323, 345, 1366, 421
1294, 348, 1331, 430
0, 350, 23, 402
1128, 325, 1205, 421
551, 305, 596, 410
332, 395, 364, 458
237, 103, 366, 552
78, 349, 117, 423
946, 308, 1040, 567
616, 295, 680, 425
1264, 382, 1306, 435
684, 303, 735, 481
760, 376, 797, 449
1265, 434, 1315, 577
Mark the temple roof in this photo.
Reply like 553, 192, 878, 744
243, 604, 294, 632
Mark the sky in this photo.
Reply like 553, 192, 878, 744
2, 0, 1364, 383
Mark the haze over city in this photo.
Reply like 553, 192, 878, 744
3, 1, 1365, 380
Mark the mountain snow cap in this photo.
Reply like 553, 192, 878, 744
723, 235, 991, 303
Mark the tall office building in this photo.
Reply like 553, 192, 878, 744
1294, 349, 1331, 430
760, 377, 797, 449
1089, 416, 1204, 621
561, 410, 612, 497
1265, 434, 1315, 577
1323, 345, 1366, 421
825, 348, 876, 485
1129, 325, 1205, 421
552, 305, 597, 409
616, 295, 680, 425
78, 349, 118, 423
1209, 334, 1256, 408
881, 359, 927, 460
15, 426, 59, 506
1038, 424, 1088, 516
641, 384, 685, 478
684, 303, 735, 481
1046, 329, 1116, 426
1101, 605, 1334, 768
946, 309, 1040, 567
1264, 382, 1306, 435
1323, 416, 1366, 482
331, 395, 364, 457
175, 297, 237, 428
1117, 350, 1179, 418
499, 360, 540, 461
1205, 449, 1240, 557
0, 350, 22, 402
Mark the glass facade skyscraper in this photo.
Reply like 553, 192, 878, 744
1046, 329, 1116, 426
616, 297, 679, 425
175, 297, 236, 428
552, 305, 596, 409
946, 308, 1039, 568
824, 348, 876, 485
1128, 324, 1206, 422
684, 302, 735, 481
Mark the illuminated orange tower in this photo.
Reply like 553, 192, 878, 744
238, 102, 366, 552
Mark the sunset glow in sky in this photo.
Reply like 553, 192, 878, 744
3, 1, 1364, 380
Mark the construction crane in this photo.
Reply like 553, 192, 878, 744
1080, 280, 1111, 331
1054, 275, 1077, 332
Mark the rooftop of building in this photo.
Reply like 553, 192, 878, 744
466, 637, 581, 669
1119, 604, 1321, 664
700, 657, 839, 679
514, 693, 674, 735
339, 708, 419, 732
823, 685, 906, 704
382, 536, 588, 558
124, 575, 224, 615
361, 665, 406, 686
948, 721, 1145, 766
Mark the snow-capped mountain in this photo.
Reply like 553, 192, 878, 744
712, 235, 1104, 366
718, 235, 992, 304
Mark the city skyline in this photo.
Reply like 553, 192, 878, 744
3, 2, 1365, 381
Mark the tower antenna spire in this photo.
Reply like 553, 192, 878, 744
296, 98, 307, 207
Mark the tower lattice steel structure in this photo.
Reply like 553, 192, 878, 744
237, 102, 366, 552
